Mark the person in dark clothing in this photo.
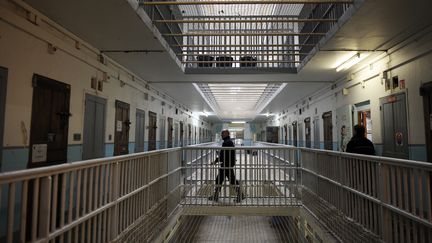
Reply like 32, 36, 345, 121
208, 130, 245, 202
346, 125, 375, 155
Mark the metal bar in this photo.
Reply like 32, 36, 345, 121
182, 60, 302, 63
177, 53, 309, 56
141, 1, 355, 6
154, 18, 338, 23
174, 44, 314, 47
164, 32, 327, 36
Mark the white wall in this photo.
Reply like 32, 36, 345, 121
267, 28, 432, 161
0, 1, 211, 170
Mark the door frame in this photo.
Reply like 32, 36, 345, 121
420, 82, 432, 161
83, 93, 106, 159
322, 111, 333, 150
135, 109, 146, 153
0, 67, 8, 169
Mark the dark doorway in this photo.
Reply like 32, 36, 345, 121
266, 126, 279, 143
304, 117, 311, 148
188, 124, 192, 145
174, 122, 179, 147
322, 111, 333, 150
135, 109, 145, 152
159, 116, 166, 149
167, 117, 173, 148
194, 126, 197, 144
148, 111, 157, 151
292, 121, 298, 147
180, 122, 184, 147
83, 94, 106, 159
284, 124, 288, 145
313, 116, 320, 149
0, 67, 7, 169
421, 82, 432, 162
28, 74, 70, 168
380, 93, 409, 159
114, 100, 130, 156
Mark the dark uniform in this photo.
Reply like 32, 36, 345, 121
215, 136, 239, 188
346, 136, 375, 155
209, 136, 244, 202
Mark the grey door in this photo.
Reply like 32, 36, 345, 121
292, 122, 298, 147
159, 116, 166, 149
135, 109, 145, 152
298, 123, 304, 147
0, 67, 8, 169
313, 116, 320, 149
288, 125, 292, 145
83, 94, 106, 159
380, 93, 409, 159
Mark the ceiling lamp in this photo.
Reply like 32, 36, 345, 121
336, 52, 370, 72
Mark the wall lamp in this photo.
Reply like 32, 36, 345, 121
336, 52, 371, 72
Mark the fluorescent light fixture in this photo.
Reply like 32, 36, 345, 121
231, 121, 246, 124
336, 52, 371, 72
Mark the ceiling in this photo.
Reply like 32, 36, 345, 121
24, 0, 432, 123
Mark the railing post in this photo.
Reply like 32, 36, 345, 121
38, 176, 52, 239
109, 162, 120, 241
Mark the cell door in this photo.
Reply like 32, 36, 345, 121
298, 123, 304, 147
380, 93, 409, 159
188, 124, 192, 145
114, 100, 130, 156
304, 117, 311, 148
194, 126, 197, 144
421, 82, 432, 161
0, 67, 7, 168
322, 111, 333, 150
288, 125, 292, 145
179, 122, 184, 146
292, 121, 298, 147
83, 94, 106, 159
313, 116, 320, 149
29, 74, 71, 168
174, 123, 179, 147
159, 117, 166, 149
284, 124, 288, 145
167, 117, 173, 148
148, 111, 157, 151
266, 126, 279, 143
135, 109, 145, 152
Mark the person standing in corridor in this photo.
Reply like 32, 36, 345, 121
209, 130, 245, 202
346, 124, 375, 155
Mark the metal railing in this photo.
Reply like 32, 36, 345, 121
0, 148, 183, 243
181, 145, 300, 207
1, 142, 430, 242
300, 148, 432, 243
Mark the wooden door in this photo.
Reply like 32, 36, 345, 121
29, 74, 70, 168
179, 122, 184, 146
148, 111, 157, 151
292, 121, 298, 147
421, 82, 432, 162
322, 111, 333, 150
83, 94, 106, 159
167, 117, 173, 148
380, 93, 409, 159
304, 117, 311, 148
0, 67, 7, 168
135, 109, 145, 152
114, 100, 130, 156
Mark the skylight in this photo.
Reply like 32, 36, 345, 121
194, 83, 286, 121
